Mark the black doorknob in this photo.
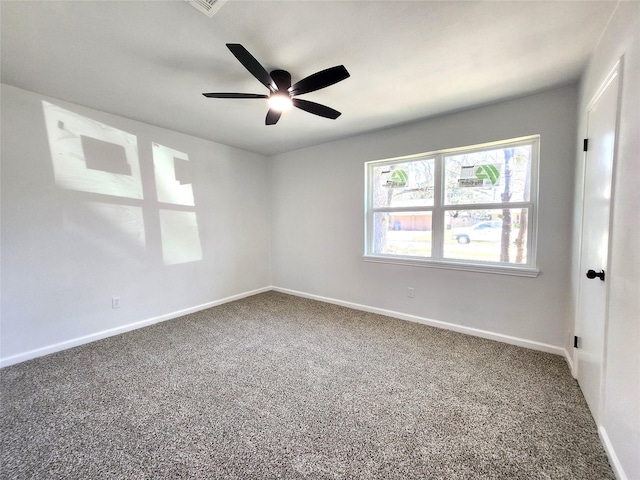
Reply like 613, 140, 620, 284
586, 269, 605, 281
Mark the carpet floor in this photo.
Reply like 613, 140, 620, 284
1, 291, 614, 479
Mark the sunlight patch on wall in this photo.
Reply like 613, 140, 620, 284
42, 101, 203, 266
153, 142, 202, 265
42, 101, 142, 198
159, 210, 202, 265
63, 203, 146, 258
153, 143, 195, 206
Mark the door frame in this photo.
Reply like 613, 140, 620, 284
572, 58, 623, 424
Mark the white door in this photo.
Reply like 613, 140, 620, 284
576, 63, 620, 422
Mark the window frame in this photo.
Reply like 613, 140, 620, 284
364, 135, 540, 277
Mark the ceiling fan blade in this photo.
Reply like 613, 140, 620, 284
289, 65, 350, 96
202, 93, 268, 98
265, 109, 282, 125
226, 43, 276, 92
292, 98, 341, 119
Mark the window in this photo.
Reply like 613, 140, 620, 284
365, 136, 539, 276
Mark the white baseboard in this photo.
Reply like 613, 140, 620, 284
564, 348, 576, 376
272, 287, 565, 357
599, 426, 629, 480
2, 285, 566, 367
0, 286, 271, 368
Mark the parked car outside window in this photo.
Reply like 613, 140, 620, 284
452, 221, 518, 244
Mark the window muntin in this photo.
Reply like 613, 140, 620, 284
365, 136, 539, 274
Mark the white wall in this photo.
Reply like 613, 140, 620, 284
0, 84, 272, 366
571, 2, 640, 479
270, 85, 578, 352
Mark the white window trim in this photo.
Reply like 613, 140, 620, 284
364, 135, 540, 277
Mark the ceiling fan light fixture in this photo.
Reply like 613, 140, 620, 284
268, 92, 293, 112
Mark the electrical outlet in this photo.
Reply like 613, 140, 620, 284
112, 296, 120, 309
408, 287, 415, 298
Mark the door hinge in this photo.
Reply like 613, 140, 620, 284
583, 138, 589, 152
574, 335, 579, 349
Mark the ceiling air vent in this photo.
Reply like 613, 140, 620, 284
185, 0, 228, 18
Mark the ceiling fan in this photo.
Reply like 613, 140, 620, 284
203, 43, 350, 125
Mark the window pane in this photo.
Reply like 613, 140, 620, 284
372, 212, 432, 257
444, 208, 529, 264
444, 144, 532, 205
372, 158, 435, 208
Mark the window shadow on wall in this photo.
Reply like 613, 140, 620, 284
42, 101, 202, 266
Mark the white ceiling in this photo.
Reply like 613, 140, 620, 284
1, 0, 618, 156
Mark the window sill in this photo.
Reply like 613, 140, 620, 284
363, 254, 540, 277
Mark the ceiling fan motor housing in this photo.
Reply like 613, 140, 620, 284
270, 69, 292, 92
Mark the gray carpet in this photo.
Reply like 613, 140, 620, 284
1, 291, 614, 479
